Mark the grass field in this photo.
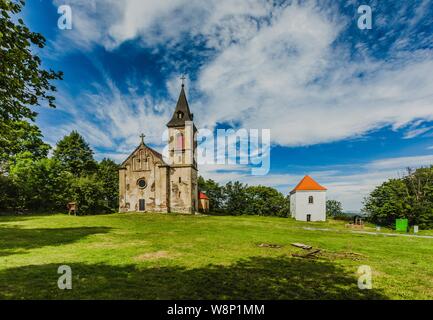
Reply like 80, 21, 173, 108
0, 213, 432, 300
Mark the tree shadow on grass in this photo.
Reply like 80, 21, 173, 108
0, 214, 47, 223
0, 226, 111, 257
0, 256, 388, 300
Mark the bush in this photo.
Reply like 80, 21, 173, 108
332, 213, 355, 221
68, 175, 113, 215
326, 200, 343, 218
9, 154, 72, 211
0, 175, 18, 211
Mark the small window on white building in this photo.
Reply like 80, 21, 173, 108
308, 196, 314, 204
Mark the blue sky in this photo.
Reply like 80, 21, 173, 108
21, 0, 433, 210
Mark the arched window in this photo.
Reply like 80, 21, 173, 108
133, 157, 141, 170
177, 111, 184, 119
308, 196, 314, 204
176, 133, 184, 150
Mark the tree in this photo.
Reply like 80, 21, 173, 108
198, 177, 291, 216
403, 167, 433, 227
0, 174, 18, 210
363, 178, 409, 226
363, 166, 433, 228
9, 153, 72, 211
245, 185, 290, 217
98, 158, 119, 211
223, 181, 249, 215
68, 175, 108, 214
8, 152, 118, 214
0, 120, 50, 172
0, 0, 63, 122
326, 200, 343, 218
53, 131, 97, 176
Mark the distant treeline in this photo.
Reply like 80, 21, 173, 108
1, 130, 118, 214
198, 177, 344, 218
198, 177, 290, 217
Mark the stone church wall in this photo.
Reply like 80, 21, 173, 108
167, 165, 198, 214
119, 145, 169, 213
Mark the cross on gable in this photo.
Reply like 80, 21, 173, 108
140, 134, 145, 144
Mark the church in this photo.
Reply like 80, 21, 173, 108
118, 83, 198, 214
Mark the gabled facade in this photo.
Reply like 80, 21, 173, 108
290, 175, 327, 222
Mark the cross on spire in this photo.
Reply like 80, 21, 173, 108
180, 75, 186, 88
140, 133, 145, 144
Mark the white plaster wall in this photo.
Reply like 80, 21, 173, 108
290, 193, 296, 218
293, 190, 326, 221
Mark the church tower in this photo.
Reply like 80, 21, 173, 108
166, 82, 198, 213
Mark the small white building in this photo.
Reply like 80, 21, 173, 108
290, 175, 327, 222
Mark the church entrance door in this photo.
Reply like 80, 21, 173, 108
139, 199, 145, 211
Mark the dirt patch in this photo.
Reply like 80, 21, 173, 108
90, 242, 122, 249
135, 251, 177, 261
292, 249, 321, 259
290, 245, 367, 261
321, 251, 367, 261
258, 243, 283, 248
293, 249, 367, 261
90, 240, 148, 249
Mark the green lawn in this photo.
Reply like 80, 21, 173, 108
0, 213, 432, 300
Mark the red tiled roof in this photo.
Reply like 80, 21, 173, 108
198, 192, 209, 200
291, 175, 327, 193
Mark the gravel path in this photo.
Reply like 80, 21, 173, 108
302, 227, 433, 239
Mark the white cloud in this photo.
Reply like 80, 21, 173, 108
403, 125, 433, 139
52, 0, 271, 50
366, 154, 433, 170
49, 1, 433, 148
195, 7, 433, 146
38, 75, 175, 157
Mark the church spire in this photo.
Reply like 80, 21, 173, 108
167, 79, 194, 128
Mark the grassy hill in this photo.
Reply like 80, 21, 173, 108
0, 213, 432, 299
